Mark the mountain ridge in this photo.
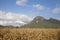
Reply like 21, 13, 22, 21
21, 16, 60, 28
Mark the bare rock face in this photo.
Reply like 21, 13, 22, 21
34, 16, 45, 21
32, 16, 45, 23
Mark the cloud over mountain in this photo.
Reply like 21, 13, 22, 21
0, 10, 32, 26
32, 4, 45, 10
53, 5, 60, 13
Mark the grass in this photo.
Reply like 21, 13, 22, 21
0, 28, 60, 40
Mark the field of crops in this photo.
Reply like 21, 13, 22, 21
0, 28, 60, 40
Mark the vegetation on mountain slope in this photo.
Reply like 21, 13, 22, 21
21, 16, 60, 28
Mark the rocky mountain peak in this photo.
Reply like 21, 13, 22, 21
34, 16, 45, 21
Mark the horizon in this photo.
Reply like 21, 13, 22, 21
0, 0, 60, 26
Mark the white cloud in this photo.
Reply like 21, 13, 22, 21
0, 11, 5, 18
0, 10, 32, 26
16, 0, 28, 6
53, 5, 60, 13
32, 4, 45, 10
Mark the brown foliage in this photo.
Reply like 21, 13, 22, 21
0, 28, 60, 40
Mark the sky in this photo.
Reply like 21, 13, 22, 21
0, 0, 60, 26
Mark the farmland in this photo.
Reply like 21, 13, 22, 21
0, 28, 60, 40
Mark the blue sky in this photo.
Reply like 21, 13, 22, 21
0, 0, 60, 26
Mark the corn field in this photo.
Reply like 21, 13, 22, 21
0, 28, 60, 40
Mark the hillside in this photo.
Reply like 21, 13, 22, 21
21, 16, 60, 28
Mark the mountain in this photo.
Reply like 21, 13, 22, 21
21, 16, 60, 28
0, 25, 15, 28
